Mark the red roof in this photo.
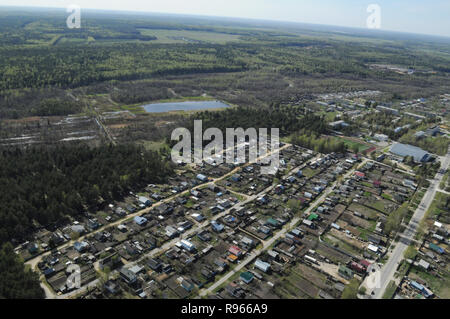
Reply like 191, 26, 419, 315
355, 171, 365, 178
228, 245, 241, 256
359, 260, 371, 268
351, 261, 365, 273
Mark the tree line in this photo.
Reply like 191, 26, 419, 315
0, 243, 44, 299
188, 105, 327, 137
0, 143, 173, 244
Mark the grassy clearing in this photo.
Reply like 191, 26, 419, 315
382, 281, 397, 299
367, 199, 386, 212
409, 266, 450, 298
323, 234, 362, 257
426, 191, 449, 220
348, 203, 379, 219
332, 136, 371, 153
440, 170, 449, 190
381, 193, 393, 201
302, 167, 318, 178
138, 140, 169, 152
138, 29, 242, 44
357, 220, 376, 241
415, 191, 448, 240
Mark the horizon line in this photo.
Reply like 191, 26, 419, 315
1, 4, 450, 40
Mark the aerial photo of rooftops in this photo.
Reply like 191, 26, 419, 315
0, 0, 449, 307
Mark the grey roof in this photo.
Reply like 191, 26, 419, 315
71, 225, 86, 233
390, 143, 430, 162
254, 259, 271, 272
418, 259, 430, 270
414, 131, 426, 137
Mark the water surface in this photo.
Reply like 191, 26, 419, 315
142, 100, 230, 113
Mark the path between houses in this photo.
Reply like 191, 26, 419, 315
198, 159, 366, 297
37, 143, 292, 298
366, 145, 450, 299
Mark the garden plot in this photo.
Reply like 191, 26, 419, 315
275, 277, 310, 299
340, 211, 373, 229
317, 242, 352, 264
284, 270, 320, 298
323, 234, 363, 260
362, 196, 398, 215
329, 228, 367, 251
315, 261, 349, 285
292, 263, 331, 291
348, 203, 380, 220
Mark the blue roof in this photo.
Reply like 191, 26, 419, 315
390, 143, 430, 162
43, 268, 55, 275
74, 241, 88, 251
211, 221, 224, 232
410, 281, 424, 291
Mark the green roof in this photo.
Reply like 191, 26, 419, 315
429, 243, 444, 253
338, 265, 353, 277
240, 271, 254, 282
308, 213, 319, 221
267, 218, 279, 226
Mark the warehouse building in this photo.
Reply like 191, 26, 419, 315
389, 143, 431, 163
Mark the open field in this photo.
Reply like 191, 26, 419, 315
138, 29, 243, 44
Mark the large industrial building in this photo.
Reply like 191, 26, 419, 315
389, 143, 431, 162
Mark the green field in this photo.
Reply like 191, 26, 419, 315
333, 137, 371, 153
138, 139, 169, 152
138, 29, 242, 44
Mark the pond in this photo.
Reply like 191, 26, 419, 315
141, 100, 231, 113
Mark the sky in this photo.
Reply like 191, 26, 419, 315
1, 0, 450, 37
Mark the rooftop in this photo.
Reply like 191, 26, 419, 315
390, 143, 431, 162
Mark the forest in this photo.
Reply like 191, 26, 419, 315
0, 243, 44, 298
0, 143, 173, 245
0, 7, 449, 298
399, 132, 450, 156
1, 9, 450, 119
189, 105, 328, 137
290, 131, 347, 154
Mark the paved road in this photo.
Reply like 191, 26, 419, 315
199, 159, 366, 297
368, 146, 450, 299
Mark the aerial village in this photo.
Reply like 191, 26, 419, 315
13, 91, 450, 300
